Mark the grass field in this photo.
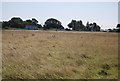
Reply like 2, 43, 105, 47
0, 30, 2, 80
2, 30, 118, 79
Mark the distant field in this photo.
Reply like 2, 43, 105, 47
2, 30, 118, 79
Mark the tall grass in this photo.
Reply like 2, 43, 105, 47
2, 30, 118, 79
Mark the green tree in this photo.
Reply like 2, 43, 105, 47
116, 24, 120, 32
86, 21, 90, 31
68, 20, 76, 30
38, 24, 42, 29
9, 17, 24, 28
117, 24, 120, 29
68, 20, 85, 31
44, 18, 64, 30
2, 17, 43, 29
77, 20, 85, 31
32, 18, 38, 25
93, 22, 100, 31
25, 20, 33, 25
2, 21, 10, 29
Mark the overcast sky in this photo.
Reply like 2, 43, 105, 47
1, 2, 118, 29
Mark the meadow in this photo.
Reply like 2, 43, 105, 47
2, 30, 118, 79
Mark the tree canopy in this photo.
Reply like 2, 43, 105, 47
2, 17, 104, 32
44, 18, 64, 30
68, 20, 100, 31
2, 17, 41, 29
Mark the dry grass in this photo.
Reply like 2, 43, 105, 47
2, 30, 118, 79
0, 30, 2, 80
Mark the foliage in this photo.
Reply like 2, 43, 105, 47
32, 18, 38, 25
1, 17, 105, 32
9, 17, 24, 28
86, 21, 90, 31
65, 28, 71, 31
108, 28, 119, 32
68, 20, 85, 31
2, 17, 42, 29
116, 24, 120, 29
116, 24, 120, 32
44, 18, 64, 30
68, 20, 101, 31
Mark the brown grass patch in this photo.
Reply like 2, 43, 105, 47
2, 30, 118, 79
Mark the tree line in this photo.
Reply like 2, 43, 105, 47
68, 20, 100, 31
2, 17, 42, 29
2, 17, 120, 32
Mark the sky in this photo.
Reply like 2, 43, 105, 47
1, 2, 118, 29
1, 0, 119, 2
118, 1, 120, 24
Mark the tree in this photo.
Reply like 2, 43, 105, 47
37, 24, 42, 29
9, 17, 24, 28
24, 19, 42, 29
25, 20, 34, 25
116, 24, 120, 32
117, 24, 120, 29
65, 28, 71, 31
44, 18, 64, 30
96, 25, 101, 31
2, 21, 10, 29
68, 20, 76, 30
89, 22, 100, 31
93, 23, 100, 31
108, 28, 118, 32
92, 22, 97, 31
32, 18, 38, 25
68, 20, 85, 31
85, 22, 90, 31
25, 18, 39, 25
2, 17, 43, 29
77, 20, 85, 31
